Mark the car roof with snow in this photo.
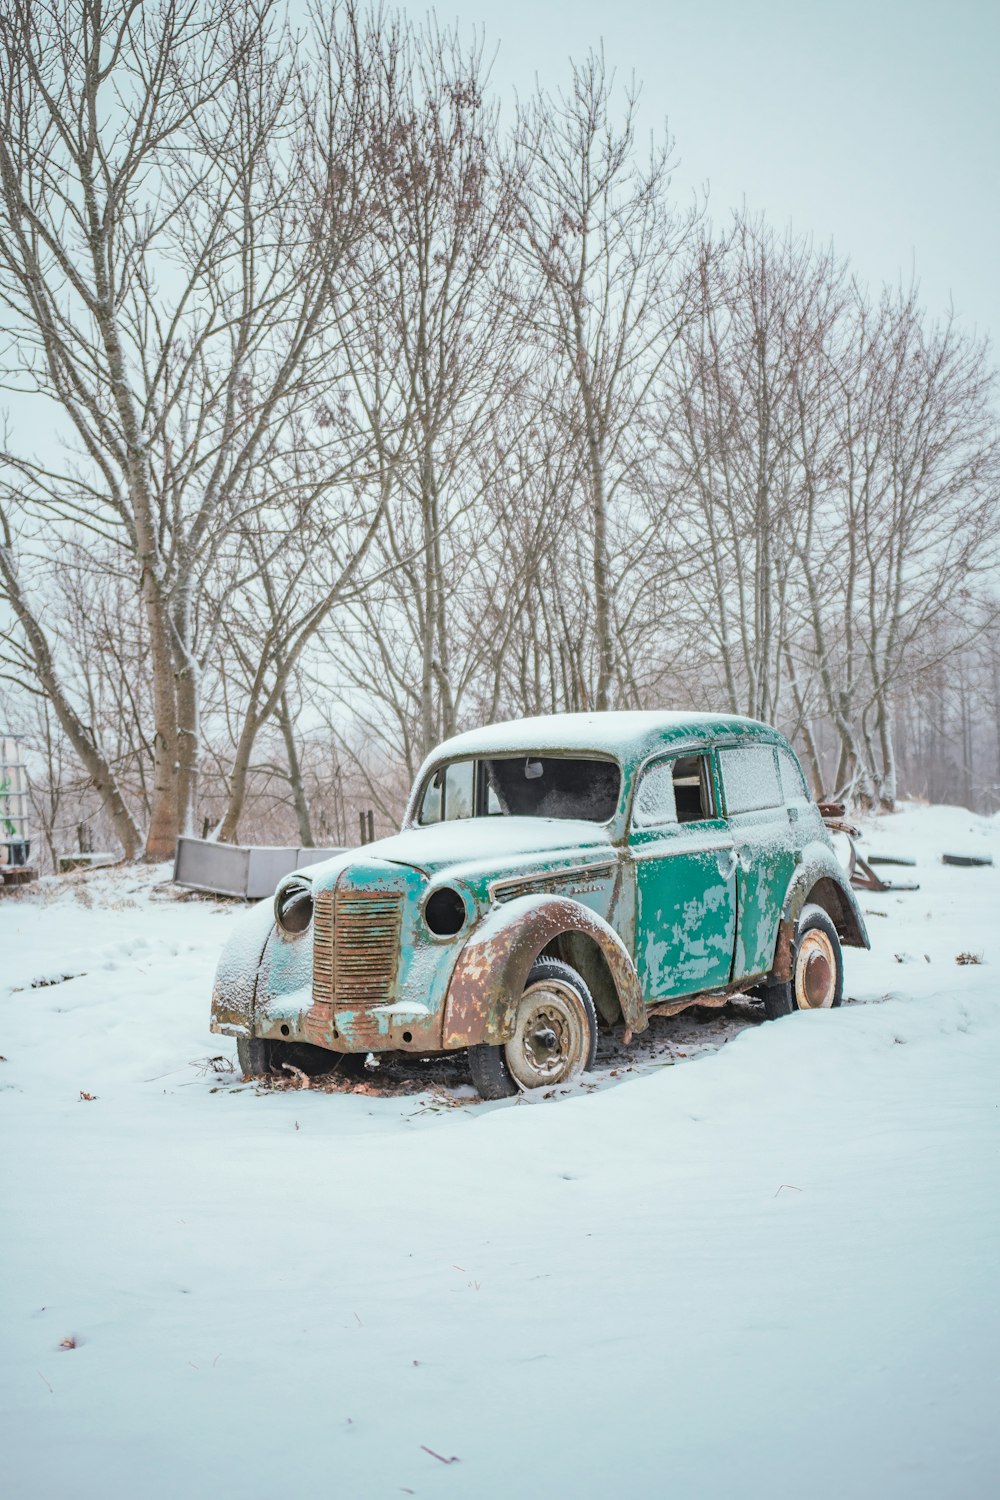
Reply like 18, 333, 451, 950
424, 711, 782, 769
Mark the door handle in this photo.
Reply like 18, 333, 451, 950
788, 806, 799, 824
718, 849, 739, 881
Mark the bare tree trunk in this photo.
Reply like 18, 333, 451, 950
278, 690, 314, 846
584, 414, 615, 711
783, 642, 824, 795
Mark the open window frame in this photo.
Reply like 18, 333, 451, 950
628, 748, 719, 834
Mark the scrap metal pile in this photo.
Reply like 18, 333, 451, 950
818, 802, 921, 893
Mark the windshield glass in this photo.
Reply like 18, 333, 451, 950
417, 755, 620, 825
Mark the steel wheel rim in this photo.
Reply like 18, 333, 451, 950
794, 929, 837, 1008
504, 980, 589, 1089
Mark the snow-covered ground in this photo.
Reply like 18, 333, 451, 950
1, 803, 998, 1500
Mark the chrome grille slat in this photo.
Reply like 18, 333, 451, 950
334, 892, 402, 1005
312, 888, 335, 1004
311, 887, 403, 1013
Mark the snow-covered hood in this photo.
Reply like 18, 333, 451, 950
297, 816, 615, 888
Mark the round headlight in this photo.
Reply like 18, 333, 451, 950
275, 878, 313, 935
424, 885, 468, 937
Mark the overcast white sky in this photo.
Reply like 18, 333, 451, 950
408, 0, 998, 346
5, 0, 996, 465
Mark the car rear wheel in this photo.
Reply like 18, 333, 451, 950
763, 903, 843, 1019
467, 957, 598, 1100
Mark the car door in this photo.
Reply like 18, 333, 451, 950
717, 742, 796, 980
628, 751, 737, 1000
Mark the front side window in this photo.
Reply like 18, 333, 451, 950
633, 760, 677, 828
719, 745, 782, 815
416, 754, 621, 825
632, 753, 714, 829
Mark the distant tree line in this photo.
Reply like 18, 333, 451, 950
1, 0, 998, 866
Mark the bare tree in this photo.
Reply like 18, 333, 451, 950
3, 12, 998, 845
0, 509, 143, 854
316, 14, 528, 776
792, 285, 1000, 804
0, 0, 377, 856
515, 52, 700, 710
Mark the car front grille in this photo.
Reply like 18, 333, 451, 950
313, 887, 336, 999
311, 886, 403, 1011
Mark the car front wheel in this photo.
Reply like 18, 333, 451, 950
237, 1035, 272, 1076
763, 903, 843, 1019
468, 956, 599, 1100
237, 1036, 364, 1079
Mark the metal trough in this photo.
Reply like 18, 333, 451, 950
173, 836, 346, 900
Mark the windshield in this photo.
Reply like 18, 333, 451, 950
417, 754, 621, 825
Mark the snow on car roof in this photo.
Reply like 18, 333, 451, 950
426, 711, 776, 766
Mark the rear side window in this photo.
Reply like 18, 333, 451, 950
777, 748, 809, 802
719, 745, 781, 815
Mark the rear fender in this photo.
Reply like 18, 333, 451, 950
442, 894, 646, 1047
772, 849, 870, 981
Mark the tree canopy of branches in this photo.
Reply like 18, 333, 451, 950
1, 1, 998, 866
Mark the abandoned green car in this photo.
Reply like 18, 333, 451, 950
210, 712, 869, 1098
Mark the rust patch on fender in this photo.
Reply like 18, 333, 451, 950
773, 917, 795, 982
442, 895, 646, 1048
303, 998, 336, 1048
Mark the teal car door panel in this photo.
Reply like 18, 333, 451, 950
718, 743, 796, 979
629, 752, 737, 1000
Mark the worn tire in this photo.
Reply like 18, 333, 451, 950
467, 1039, 519, 1100
763, 903, 843, 1019
467, 956, 598, 1100
238, 1036, 364, 1080
237, 1036, 273, 1076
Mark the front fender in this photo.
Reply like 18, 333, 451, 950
209, 897, 276, 1034
442, 894, 646, 1047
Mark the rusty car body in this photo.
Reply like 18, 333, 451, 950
209, 712, 869, 1098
